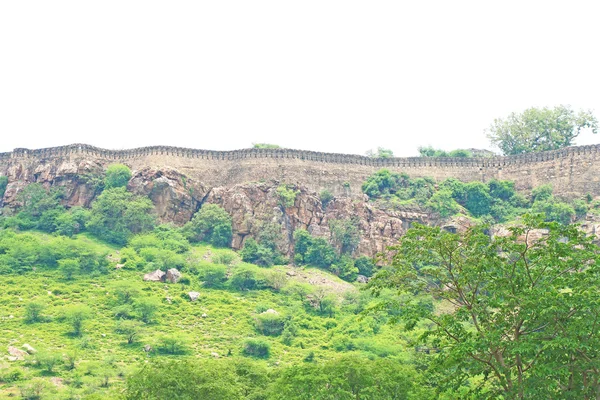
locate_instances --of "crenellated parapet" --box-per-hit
[2,143,600,198]
[3,142,600,168]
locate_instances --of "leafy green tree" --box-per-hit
[0,176,7,199]
[243,338,270,358]
[425,189,461,218]
[365,147,394,158]
[24,302,45,323]
[329,218,360,255]
[64,306,91,336]
[183,204,232,247]
[58,258,79,280]
[134,298,159,323]
[104,164,132,189]
[462,181,492,217]
[86,187,156,245]
[230,266,262,291]
[418,146,472,158]
[254,312,285,336]
[201,264,227,287]
[35,351,62,373]
[157,334,189,355]
[354,256,375,277]
[277,185,299,208]
[252,143,280,149]
[112,283,140,304]
[124,359,247,399]
[241,238,275,266]
[487,105,598,155]
[368,215,600,399]
[282,282,313,302]
[319,189,334,208]
[115,320,143,344]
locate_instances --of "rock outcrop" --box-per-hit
[143,270,166,282]
[165,268,182,283]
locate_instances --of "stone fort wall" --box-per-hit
[1,143,600,197]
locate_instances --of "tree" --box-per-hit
[115,320,143,344]
[365,147,394,158]
[368,215,600,399]
[0,176,7,199]
[58,258,79,280]
[487,105,598,155]
[183,204,232,247]
[86,187,156,245]
[134,298,159,323]
[24,302,45,323]
[104,164,132,189]
[64,306,91,336]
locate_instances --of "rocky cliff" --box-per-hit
[0,157,430,257]
[3,143,600,257]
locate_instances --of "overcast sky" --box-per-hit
[1,1,599,156]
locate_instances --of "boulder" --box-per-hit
[263,309,278,315]
[202,313,208,318]
[8,346,27,360]
[356,275,369,284]
[166,268,182,283]
[143,269,165,282]
[188,291,200,301]
[22,344,36,354]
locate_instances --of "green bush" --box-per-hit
[254,312,285,336]
[0,176,7,199]
[320,190,334,208]
[241,238,275,266]
[86,187,156,245]
[183,204,232,247]
[104,164,132,189]
[230,266,263,291]
[24,302,45,323]
[243,338,270,358]
[200,264,227,287]
[156,335,189,355]
[425,189,461,218]
[277,185,299,208]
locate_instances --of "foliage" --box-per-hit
[369,215,600,399]
[104,164,132,189]
[425,189,461,218]
[243,338,271,358]
[487,105,598,155]
[125,359,264,399]
[252,143,280,149]
[24,302,45,324]
[293,229,337,269]
[354,256,375,277]
[134,298,160,323]
[276,184,299,208]
[230,265,264,290]
[64,306,92,336]
[156,334,189,355]
[35,351,62,373]
[241,238,275,266]
[0,175,7,199]
[268,355,424,400]
[365,147,394,158]
[115,320,143,344]
[418,146,472,158]
[254,312,286,336]
[200,263,227,287]
[319,189,334,208]
[329,218,360,255]
[183,204,232,247]
[86,187,156,245]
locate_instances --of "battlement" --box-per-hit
[2,142,599,168]
[2,143,600,198]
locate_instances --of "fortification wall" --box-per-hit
[1,143,600,197]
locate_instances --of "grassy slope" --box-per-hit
[0,233,411,399]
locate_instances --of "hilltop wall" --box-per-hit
[1,143,600,197]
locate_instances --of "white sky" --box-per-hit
[1,1,599,156]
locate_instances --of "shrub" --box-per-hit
[104,164,132,189]
[58,258,79,280]
[115,320,143,344]
[329,218,360,255]
[64,306,91,336]
[157,335,189,355]
[254,313,285,336]
[276,185,299,208]
[320,190,334,208]
[1,368,24,383]
[0,176,7,199]
[35,351,62,373]
[230,266,263,291]
[24,302,45,323]
[134,298,160,323]
[243,339,270,358]
[201,264,227,287]
[86,187,156,245]
[241,238,275,267]
[425,190,461,218]
[184,204,232,247]
[354,256,375,277]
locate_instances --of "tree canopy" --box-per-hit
[368,214,600,399]
[487,105,598,155]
